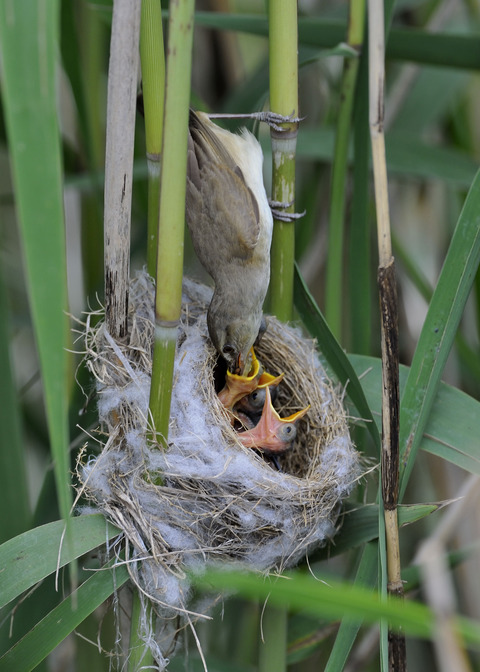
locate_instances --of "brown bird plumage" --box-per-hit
[186,110,273,373]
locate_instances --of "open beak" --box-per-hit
[237,386,310,454]
[234,371,284,417]
[218,348,261,409]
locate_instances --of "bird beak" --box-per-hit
[218,348,261,409]
[257,371,284,389]
[237,386,310,454]
[237,347,256,376]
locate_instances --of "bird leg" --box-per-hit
[268,199,306,223]
[206,111,305,133]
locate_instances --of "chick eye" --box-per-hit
[249,389,266,409]
[222,344,236,356]
[277,423,297,443]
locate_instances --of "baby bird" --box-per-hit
[186,110,273,374]
[238,386,310,454]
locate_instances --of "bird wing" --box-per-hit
[186,110,261,260]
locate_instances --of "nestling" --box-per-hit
[186,110,273,373]
[238,386,310,454]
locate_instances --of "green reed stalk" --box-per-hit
[368,0,405,668]
[268,0,299,323]
[140,0,165,277]
[148,0,194,446]
[258,2,300,670]
[325,0,366,340]
[131,2,194,668]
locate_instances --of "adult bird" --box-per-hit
[186,110,273,374]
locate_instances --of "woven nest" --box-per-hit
[79,271,359,637]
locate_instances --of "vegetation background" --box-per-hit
[0,0,480,670]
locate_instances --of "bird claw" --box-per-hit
[248,111,305,132]
[268,199,306,223]
[207,111,305,133]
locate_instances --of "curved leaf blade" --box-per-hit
[0,0,71,522]
[350,354,480,476]
[0,563,129,672]
[399,170,480,497]
[293,264,381,452]
[0,515,120,610]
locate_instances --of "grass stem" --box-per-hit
[325,0,366,340]
[140,0,165,276]
[268,0,299,322]
[368,0,405,668]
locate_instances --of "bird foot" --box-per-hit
[207,111,304,132]
[268,199,306,223]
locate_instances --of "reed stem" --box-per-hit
[148,1,194,447]
[268,0,299,323]
[103,0,141,339]
[325,0,366,339]
[140,0,165,276]
[368,0,405,668]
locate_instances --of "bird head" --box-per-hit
[207,307,262,374]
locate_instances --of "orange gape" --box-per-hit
[217,347,309,454]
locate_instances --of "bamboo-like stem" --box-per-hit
[128,591,153,671]
[104,0,141,339]
[268,0,299,323]
[140,0,165,277]
[368,1,405,670]
[258,605,288,672]
[130,2,193,666]
[148,0,195,447]
[260,3,299,670]
[325,0,366,340]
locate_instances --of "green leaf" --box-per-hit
[349,50,372,355]
[293,264,381,452]
[324,542,378,672]
[295,128,478,188]
[350,354,480,476]
[0,515,120,610]
[0,1,71,523]
[193,566,480,646]
[193,13,480,70]
[315,503,437,560]
[399,170,480,497]
[0,266,30,544]
[0,562,129,672]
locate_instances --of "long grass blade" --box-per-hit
[325,0,366,339]
[0,267,30,544]
[0,562,129,672]
[194,567,480,646]
[399,170,480,499]
[0,0,72,524]
[0,515,120,610]
[351,354,480,475]
[294,264,381,452]
[324,542,379,671]
[194,13,480,70]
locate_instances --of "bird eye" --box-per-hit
[249,389,266,408]
[222,344,236,355]
[277,423,296,442]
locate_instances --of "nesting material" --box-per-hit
[80,271,359,644]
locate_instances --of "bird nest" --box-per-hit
[78,271,359,661]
